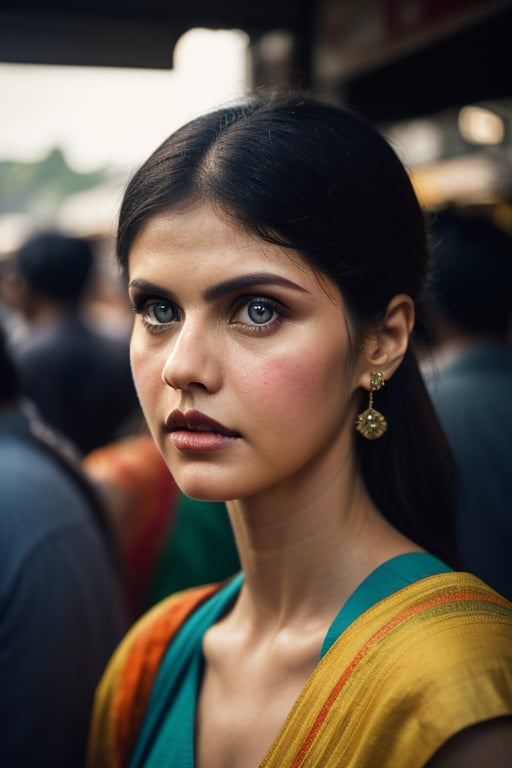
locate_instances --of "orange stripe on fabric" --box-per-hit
[290,589,508,768]
[114,583,221,766]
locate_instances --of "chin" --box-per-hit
[168,464,242,503]
[178,483,233,503]
[165,451,287,503]
[174,474,259,502]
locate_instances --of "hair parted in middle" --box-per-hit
[117,94,458,566]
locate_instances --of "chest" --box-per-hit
[195,647,319,768]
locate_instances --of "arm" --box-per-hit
[425,718,512,768]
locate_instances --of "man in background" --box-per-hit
[0,325,126,766]
[7,231,139,455]
[423,208,512,600]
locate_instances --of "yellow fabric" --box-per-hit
[86,621,134,768]
[87,571,512,767]
[261,572,512,767]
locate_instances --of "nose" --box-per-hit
[161,321,221,392]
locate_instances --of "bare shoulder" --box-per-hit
[425,717,512,768]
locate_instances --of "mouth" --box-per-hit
[165,409,241,438]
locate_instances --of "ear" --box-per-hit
[358,294,415,388]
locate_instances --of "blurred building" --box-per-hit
[0,0,511,232]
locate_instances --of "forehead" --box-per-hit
[133,205,249,251]
[128,205,337,298]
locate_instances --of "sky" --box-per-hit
[0,28,249,174]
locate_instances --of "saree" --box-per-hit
[87,566,512,768]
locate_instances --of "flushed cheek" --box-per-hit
[236,350,345,431]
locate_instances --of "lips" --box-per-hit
[165,409,240,437]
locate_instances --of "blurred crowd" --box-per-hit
[420,206,512,600]
[0,229,239,766]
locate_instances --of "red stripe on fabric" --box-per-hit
[290,589,507,768]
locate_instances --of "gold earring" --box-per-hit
[355,371,388,440]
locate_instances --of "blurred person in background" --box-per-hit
[6,230,140,456]
[0,252,29,341]
[0,324,127,767]
[423,207,512,600]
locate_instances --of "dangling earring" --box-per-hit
[355,371,388,440]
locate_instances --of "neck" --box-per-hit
[226,452,418,629]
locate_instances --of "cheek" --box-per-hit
[238,342,348,424]
[130,340,161,409]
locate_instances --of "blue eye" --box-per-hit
[148,302,175,324]
[247,300,276,325]
[136,299,178,329]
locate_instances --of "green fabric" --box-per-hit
[321,552,451,655]
[132,553,451,768]
[129,574,244,768]
[145,495,240,608]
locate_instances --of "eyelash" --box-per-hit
[130,293,288,335]
[231,296,286,333]
[130,295,177,332]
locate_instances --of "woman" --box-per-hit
[87,97,512,767]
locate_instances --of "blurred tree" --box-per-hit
[0,148,108,222]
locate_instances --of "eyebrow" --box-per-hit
[129,273,310,302]
[203,273,309,301]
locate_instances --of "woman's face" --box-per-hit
[128,205,365,503]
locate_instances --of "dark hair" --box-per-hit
[0,324,20,403]
[117,95,458,565]
[428,207,512,337]
[16,231,94,303]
